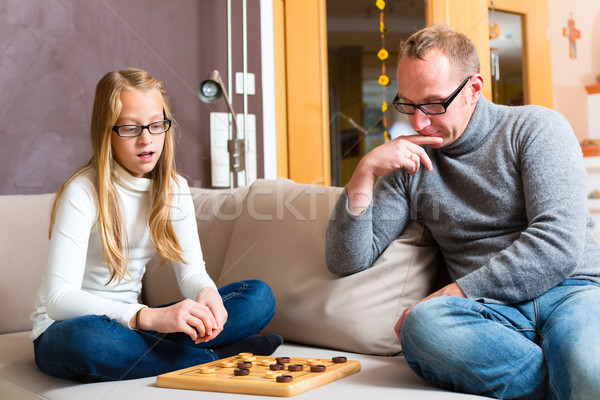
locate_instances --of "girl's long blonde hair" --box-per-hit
[49,68,185,284]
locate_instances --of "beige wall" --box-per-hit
[550,0,600,141]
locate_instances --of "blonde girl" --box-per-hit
[31,68,281,382]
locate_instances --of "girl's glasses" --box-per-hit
[112,119,172,137]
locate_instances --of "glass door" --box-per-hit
[489,10,525,106]
[326,0,425,187]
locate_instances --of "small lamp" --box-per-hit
[198,70,245,184]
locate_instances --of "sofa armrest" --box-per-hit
[0,193,54,334]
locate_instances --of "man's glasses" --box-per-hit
[392,76,472,115]
[112,119,172,137]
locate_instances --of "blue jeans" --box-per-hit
[34,280,275,382]
[401,280,600,400]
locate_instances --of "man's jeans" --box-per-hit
[401,280,600,400]
[34,280,275,382]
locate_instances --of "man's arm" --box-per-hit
[346,135,442,214]
[326,135,443,275]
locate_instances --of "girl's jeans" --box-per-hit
[401,279,600,400]
[34,280,275,382]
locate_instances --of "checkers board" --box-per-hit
[156,353,361,397]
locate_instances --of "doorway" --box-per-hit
[326,0,425,187]
[489,10,525,106]
[274,0,552,186]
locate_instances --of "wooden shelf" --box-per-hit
[585,83,600,95]
[582,146,600,157]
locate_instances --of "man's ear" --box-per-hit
[468,74,484,104]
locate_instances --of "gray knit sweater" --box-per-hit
[326,97,600,304]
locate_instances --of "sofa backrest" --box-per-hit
[213,179,443,355]
[2,179,444,357]
[142,185,249,306]
[0,186,247,335]
[139,178,444,356]
[0,193,54,334]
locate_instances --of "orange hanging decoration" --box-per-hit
[378,64,390,86]
[378,75,390,86]
[377,48,389,61]
[376,0,390,141]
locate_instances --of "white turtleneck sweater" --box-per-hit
[30,163,216,340]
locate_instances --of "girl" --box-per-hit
[30,68,282,382]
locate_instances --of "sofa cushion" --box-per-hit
[143,186,249,307]
[218,179,443,356]
[0,193,54,334]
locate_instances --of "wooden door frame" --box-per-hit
[426,0,493,100]
[273,0,288,179]
[274,0,553,184]
[273,0,331,185]
[427,0,552,108]
[488,0,553,108]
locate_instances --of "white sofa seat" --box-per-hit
[1,332,485,400]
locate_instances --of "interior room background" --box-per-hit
[1,0,599,195]
[325,0,600,186]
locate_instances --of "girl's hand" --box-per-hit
[195,286,228,342]
[134,296,221,343]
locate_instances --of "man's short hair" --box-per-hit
[398,24,480,79]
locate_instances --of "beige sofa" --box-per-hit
[0,178,487,399]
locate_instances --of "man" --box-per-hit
[326,24,600,399]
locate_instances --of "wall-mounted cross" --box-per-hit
[562,13,581,59]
